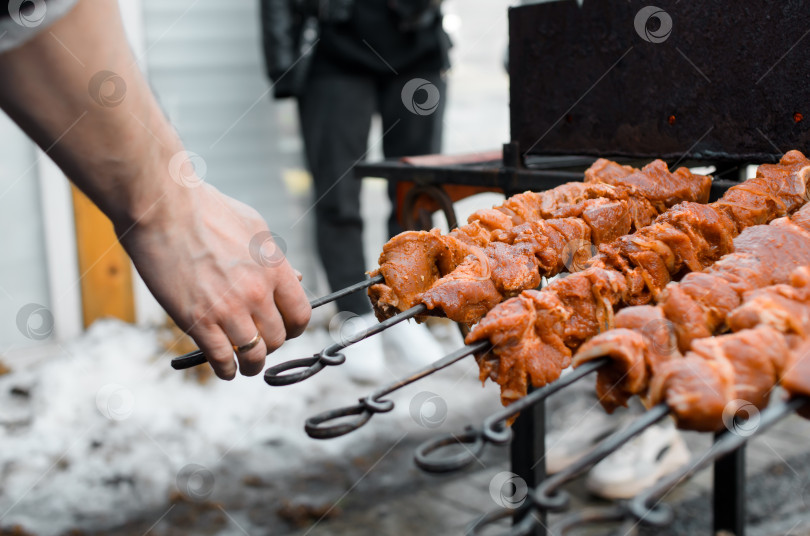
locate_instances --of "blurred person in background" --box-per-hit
[260,0,452,381]
[0,0,311,380]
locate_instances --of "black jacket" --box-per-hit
[260,0,445,99]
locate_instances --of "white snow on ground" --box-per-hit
[0,318,500,535]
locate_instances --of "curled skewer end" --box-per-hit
[305,395,395,439]
[532,484,570,512]
[305,402,373,439]
[482,420,513,445]
[627,497,674,527]
[414,426,485,473]
[171,349,207,370]
[264,355,329,386]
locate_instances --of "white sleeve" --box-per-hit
[0,0,81,54]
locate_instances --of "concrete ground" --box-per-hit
[62,402,810,536]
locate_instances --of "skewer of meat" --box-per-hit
[369,159,712,323]
[642,265,810,430]
[469,151,810,406]
[574,207,810,417]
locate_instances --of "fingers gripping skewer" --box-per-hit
[414,358,608,473]
[170,274,385,370]
[306,341,491,439]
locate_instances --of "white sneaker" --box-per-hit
[585,421,690,500]
[382,319,446,369]
[329,313,387,385]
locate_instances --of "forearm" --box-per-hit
[0,0,312,378]
[0,0,188,231]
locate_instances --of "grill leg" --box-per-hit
[511,389,546,536]
[713,432,745,535]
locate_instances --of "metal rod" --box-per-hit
[309,273,385,308]
[305,341,491,439]
[482,359,609,445]
[469,404,669,536]
[628,396,809,528]
[534,403,670,513]
[414,359,607,474]
[511,387,546,536]
[713,431,745,536]
[264,304,427,386]
[170,273,385,370]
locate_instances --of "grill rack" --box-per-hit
[539,396,809,536]
[167,152,762,535]
[163,0,810,531]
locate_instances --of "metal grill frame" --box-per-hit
[353,150,748,535]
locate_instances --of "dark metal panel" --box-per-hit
[509,0,810,163]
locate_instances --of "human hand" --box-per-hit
[119,182,311,379]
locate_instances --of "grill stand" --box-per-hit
[712,163,747,536]
[511,390,546,535]
[355,149,749,533]
[714,436,745,536]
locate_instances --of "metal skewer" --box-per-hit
[309,273,385,308]
[264,304,427,386]
[467,404,669,536]
[414,358,608,473]
[627,395,809,527]
[533,404,670,511]
[305,341,491,439]
[542,396,808,536]
[170,274,384,370]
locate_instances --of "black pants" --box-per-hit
[298,69,446,314]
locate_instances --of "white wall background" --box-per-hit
[0,115,53,354]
